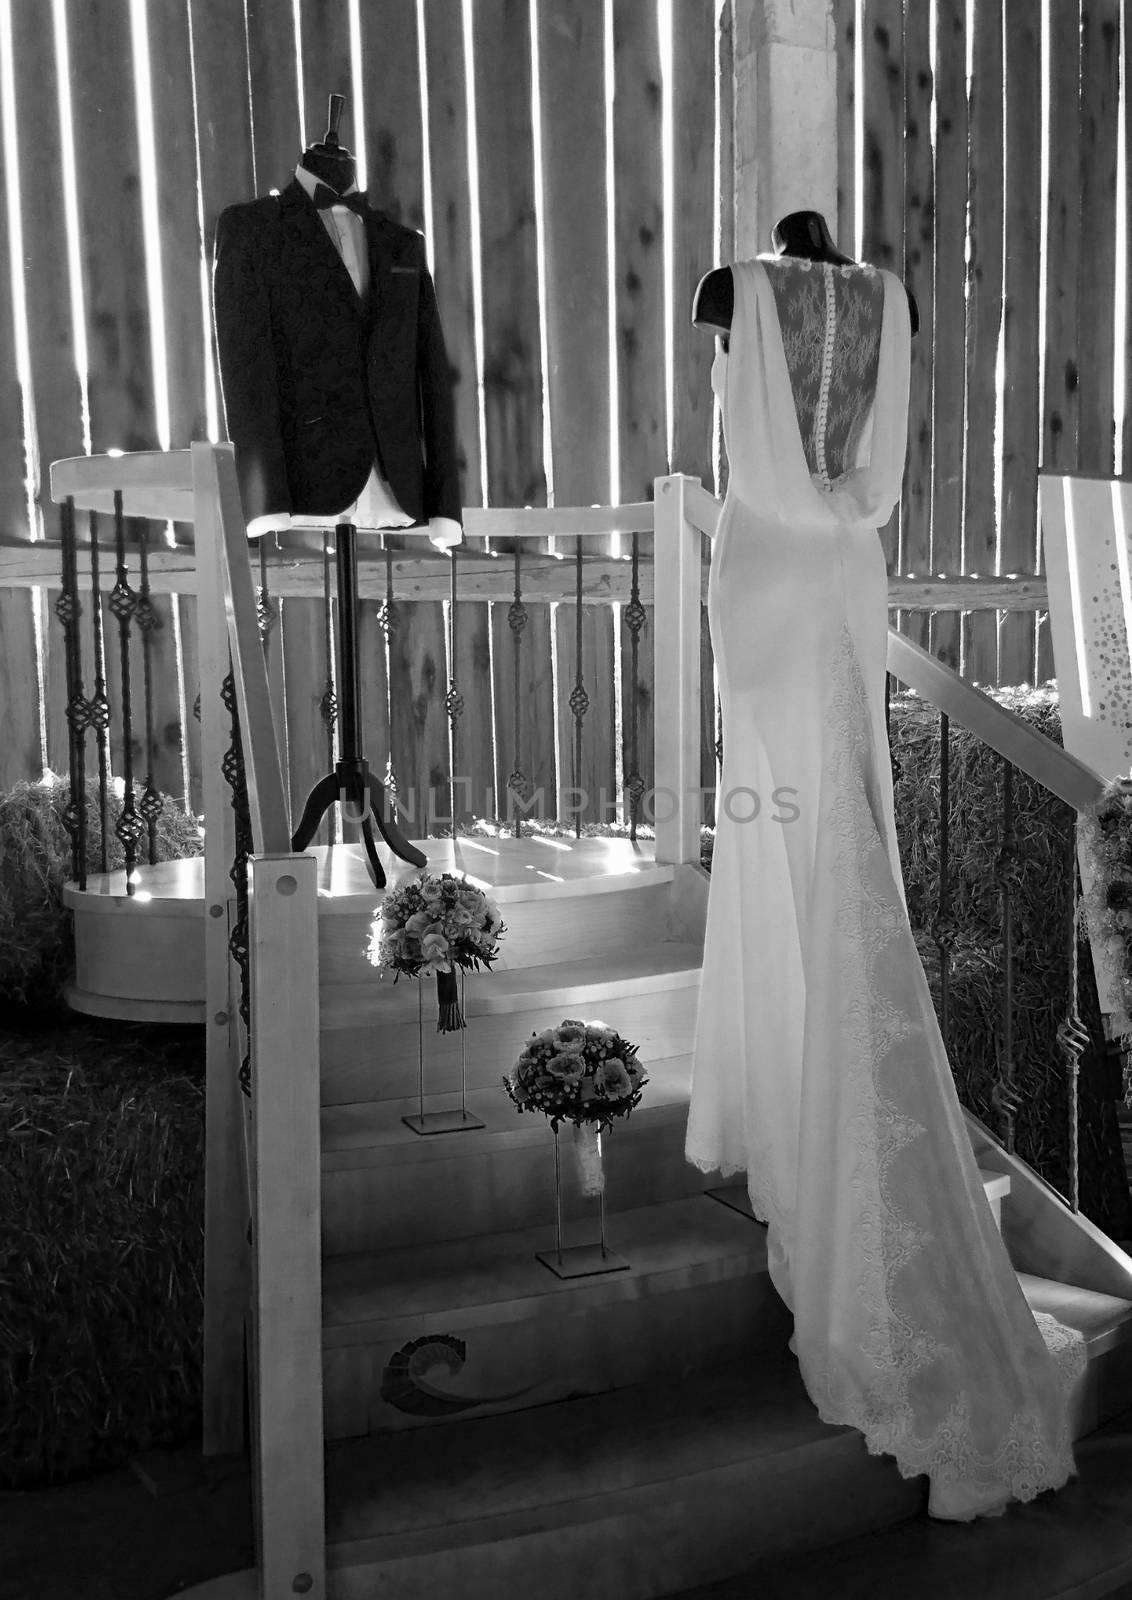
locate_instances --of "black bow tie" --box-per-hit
[311,183,367,215]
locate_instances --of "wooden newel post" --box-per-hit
[248,851,325,1598]
[652,473,703,866]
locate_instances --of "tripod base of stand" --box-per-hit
[535,1244,630,1279]
[401,1109,486,1136]
[290,523,429,889]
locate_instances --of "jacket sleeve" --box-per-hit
[212,204,291,527]
[415,239,464,525]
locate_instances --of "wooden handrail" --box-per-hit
[885,631,1104,811]
[681,479,723,538]
[677,482,1104,813]
[0,539,1055,611]
[50,450,195,521]
[462,501,655,539]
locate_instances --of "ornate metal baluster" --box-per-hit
[932,712,956,1044]
[134,520,164,865]
[55,496,89,888]
[109,490,142,894]
[378,543,399,799]
[220,666,254,1099]
[993,756,1021,1151]
[256,535,276,654]
[1057,822,1089,1214]
[886,671,903,789]
[87,509,111,872]
[445,548,464,837]
[569,539,589,839]
[507,547,529,836]
[320,531,338,845]
[622,533,646,842]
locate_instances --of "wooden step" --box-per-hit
[321,941,704,1026]
[60,837,691,1023]
[264,834,675,910]
[320,1194,789,1441]
[319,1071,1017,1258]
[320,1057,705,1254]
[1019,1272,1132,1438]
[319,875,680,984]
[319,946,702,1104]
[314,1224,1132,1599]
[686,1402,1132,1600]
[705,1168,1012,1232]
[321,1348,923,1600]
[318,1171,1039,1445]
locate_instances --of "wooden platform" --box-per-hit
[62,836,672,1022]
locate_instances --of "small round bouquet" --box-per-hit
[366,871,504,1031]
[507,1014,645,1132]
[503,1019,647,1195]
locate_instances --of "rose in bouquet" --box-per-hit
[366,871,504,1031]
[502,1018,648,1133]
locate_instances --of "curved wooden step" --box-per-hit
[321,942,704,1030]
[321,1348,923,1599]
[321,1059,699,1252]
[318,1173,1024,1443]
[321,1194,789,1441]
[61,838,682,1021]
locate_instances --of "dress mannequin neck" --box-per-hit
[298,146,356,193]
[299,90,356,194]
[770,210,856,266]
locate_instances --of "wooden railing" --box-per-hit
[51,445,327,1599]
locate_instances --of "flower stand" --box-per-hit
[401,972,485,1136]
[535,1123,630,1278]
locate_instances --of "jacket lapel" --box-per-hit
[362,207,388,330]
[277,177,364,320]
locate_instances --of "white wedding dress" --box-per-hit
[685,255,1086,1519]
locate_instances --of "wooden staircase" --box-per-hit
[256,833,1132,1598]
[46,450,1132,1598]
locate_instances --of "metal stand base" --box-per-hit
[401,1109,486,1136]
[705,1184,756,1220]
[535,1244,631,1279]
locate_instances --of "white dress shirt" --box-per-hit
[244,165,461,551]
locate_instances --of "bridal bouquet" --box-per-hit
[366,871,504,1031]
[503,1019,648,1133]
[1080,776,1132,1057]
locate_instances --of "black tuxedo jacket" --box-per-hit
[212,179,462,528]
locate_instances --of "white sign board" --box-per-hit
[1039,473,1132,1019]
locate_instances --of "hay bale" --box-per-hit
[0,776,201,1011]
[0,1017,204,1488]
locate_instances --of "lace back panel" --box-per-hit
[762,258,884,487]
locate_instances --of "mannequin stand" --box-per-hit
[291,522,427,888]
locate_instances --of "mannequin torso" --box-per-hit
[694,210,919,347]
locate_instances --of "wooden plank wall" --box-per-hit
[4,3,1132,819]
[852,0,1132,690]
[0,1,726,829]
